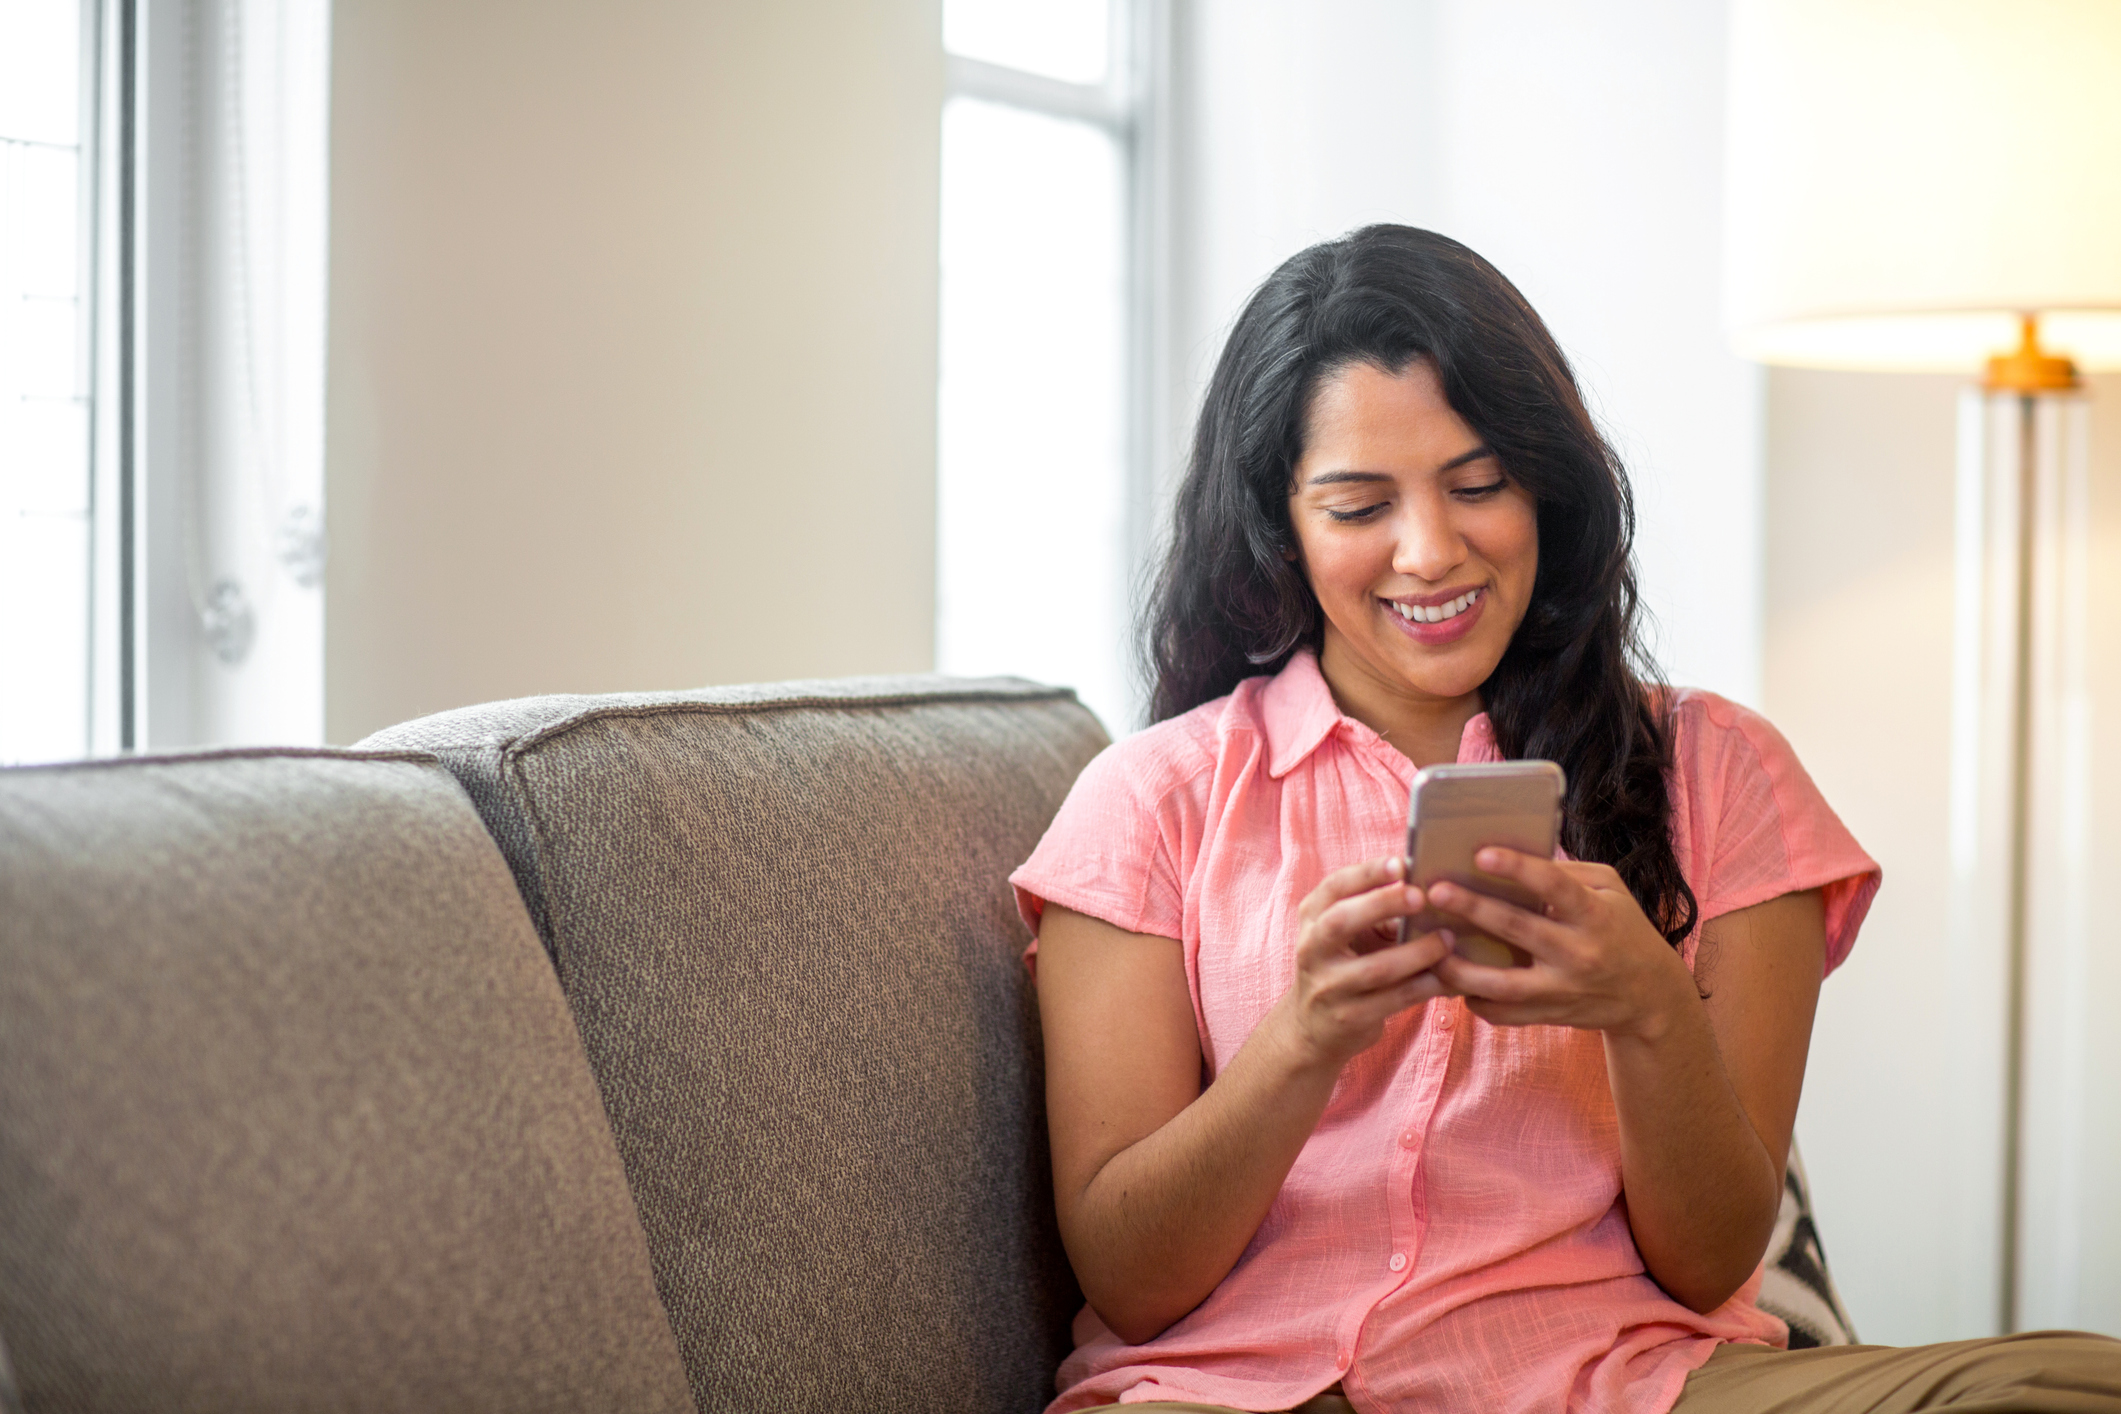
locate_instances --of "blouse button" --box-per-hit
[1388,1252,1408,1272]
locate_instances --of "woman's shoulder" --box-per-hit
[1076,684,1253,807]
[1656,684,1852,871]
[1659,687,1806,784]
[1012,684,1263,941]
[1655,689,1879,970]
[1663,684,1762,728]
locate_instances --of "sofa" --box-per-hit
[0,675,1856,1414]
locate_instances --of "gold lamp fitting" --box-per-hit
[1985,313,2080,393]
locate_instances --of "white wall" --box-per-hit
[1762,368,1982,1341]
[325,0,943,743]
[2018,380,2121,1338]
[1168,0,1761,704]
[1767,371,2121,1342]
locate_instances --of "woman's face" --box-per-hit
[1287,358,1539,710]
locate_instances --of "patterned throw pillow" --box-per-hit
[1757,1144,1859,1347]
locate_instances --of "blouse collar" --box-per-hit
[1259,650,1499,778]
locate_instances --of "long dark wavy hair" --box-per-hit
[1144,225,1698,947]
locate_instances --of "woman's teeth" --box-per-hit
[1393,588,1481,624]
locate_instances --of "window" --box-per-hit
[936,0,1146,734]
[0,0,99,763]
[2,0,328,762]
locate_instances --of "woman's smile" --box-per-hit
[1382,584,1486,642]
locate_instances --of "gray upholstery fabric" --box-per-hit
[362,677,1109,1414]
[0,1322,21,1414]
[0,749,696,1414]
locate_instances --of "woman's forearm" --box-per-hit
[1063,995,1343,1344]
[1042,863,1455,1344]
[1603,963,1783,1313]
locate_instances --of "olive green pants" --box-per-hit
[1081,1329,2121,1413]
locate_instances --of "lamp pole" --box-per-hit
[1982,314,2078,1333]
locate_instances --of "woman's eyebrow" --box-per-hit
[1305,446,1494,488]
[1304,469,1395,487]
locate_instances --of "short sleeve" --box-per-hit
[1008,733,1198,947]
[1672,693,1882,975]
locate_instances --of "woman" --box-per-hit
[1009,227,2120,1414]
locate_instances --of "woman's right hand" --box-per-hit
[1278,856,1457,1069]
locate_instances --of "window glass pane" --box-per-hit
[937,96,1131,733]
[0,0,82,144]
[0,513,90,761]
[944,0,1109,86]
[1,0,92,765]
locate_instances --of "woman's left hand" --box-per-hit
[1426,849,1695,1040]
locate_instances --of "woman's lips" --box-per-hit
[1381,586,1486,645]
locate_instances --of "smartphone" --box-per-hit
[1395,760,1566,966]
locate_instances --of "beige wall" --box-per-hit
[325,0,943,743]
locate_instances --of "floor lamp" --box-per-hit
[1722,0,2121,1335]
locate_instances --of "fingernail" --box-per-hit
[1388,856,1406,879]
[1438,928,1455,946]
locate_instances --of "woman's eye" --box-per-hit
[1454,480,1509,500]
[1324,503,1387,523]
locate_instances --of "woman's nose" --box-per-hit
[1392,500,1467,583]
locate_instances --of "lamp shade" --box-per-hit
[1724,0,2121,372]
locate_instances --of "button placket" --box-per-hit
[1382,996,1456,1303]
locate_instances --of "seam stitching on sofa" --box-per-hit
[0,745,440,774]
[500,687,1086,759]
[501,745,564,959]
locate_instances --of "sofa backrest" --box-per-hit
[0,749,695,1414]
[360,677,1109,1414]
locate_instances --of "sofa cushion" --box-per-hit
[1761,1143,1859,1347]
[362,677,1109,1414]
[0,749,695,1414]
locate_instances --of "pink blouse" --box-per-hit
[1010,650,1880,1414]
